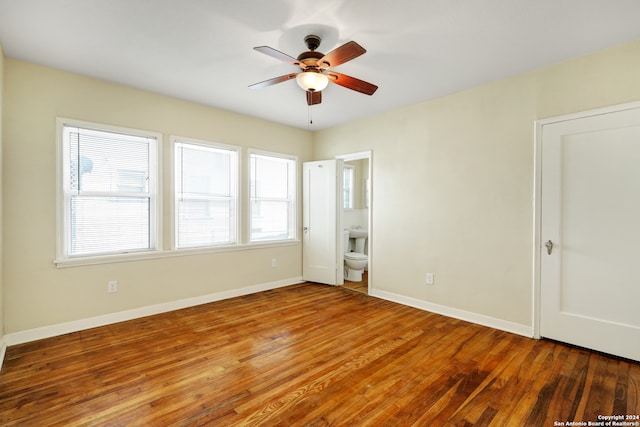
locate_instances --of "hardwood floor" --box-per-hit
[1,283,638,426]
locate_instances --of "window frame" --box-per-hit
[248,149,297,243]
[56,117,162,262]
[171,136,241,250]
[53,119,301,269]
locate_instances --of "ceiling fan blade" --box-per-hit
[249,73,297,89]
[306,90,322,105]
[327,72,378,95]
[318,41,366,69]
[253,46,300,66]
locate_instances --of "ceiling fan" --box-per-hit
[249,35,378,106]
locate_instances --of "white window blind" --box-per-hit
[175,141,238,248]
[343,165,354,209]
[62,124,158,257]
[250,152,296,242]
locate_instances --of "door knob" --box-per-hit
[545,240,553,255]
[303,226,309,233]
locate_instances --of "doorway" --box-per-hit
[535,102,640,362]
[337,151,372,294]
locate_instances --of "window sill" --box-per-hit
[53,240,301,268]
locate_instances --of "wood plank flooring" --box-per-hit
[1,283,638,426]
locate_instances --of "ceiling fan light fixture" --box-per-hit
[296,71,329,92]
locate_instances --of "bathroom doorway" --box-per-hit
[337,151,372,294]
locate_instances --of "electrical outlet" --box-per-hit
[271,258,277,268]
[107,280,118,293]
[426,273,434,285]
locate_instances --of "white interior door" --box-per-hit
[302,159,343,285]
[540,105,640,362]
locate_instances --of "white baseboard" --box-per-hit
[3,277,303,348]
[0,337,7,371]
[370,289,534,338]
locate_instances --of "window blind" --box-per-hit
[343,165,354,209]
[63,125,156,257]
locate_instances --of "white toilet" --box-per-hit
[343,230,368,282]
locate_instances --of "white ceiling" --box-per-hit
[1,0,639,130]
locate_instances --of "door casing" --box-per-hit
[336,150,372,294]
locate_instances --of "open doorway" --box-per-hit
[337,151,372,294]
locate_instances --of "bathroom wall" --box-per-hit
[343,210,367,232]
[315,40,640,330]
[3,59,313,335]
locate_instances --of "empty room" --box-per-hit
[0,1,639,425]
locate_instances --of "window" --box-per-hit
[174,140,238,248]
[250,152,296,242]
[343,164,354,209]
[59,120,158,258]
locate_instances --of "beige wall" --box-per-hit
[3,39,640,338]
[3,60,313,333]
[0,42,4,339]
[314,40,640,327]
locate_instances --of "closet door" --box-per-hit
[540,105,640,362]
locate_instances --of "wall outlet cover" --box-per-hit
[107,280,118,293]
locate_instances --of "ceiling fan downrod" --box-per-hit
[304,35,321,51]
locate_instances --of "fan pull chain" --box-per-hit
[308,104,313,126]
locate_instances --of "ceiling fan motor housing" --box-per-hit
[297,51,323,65]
